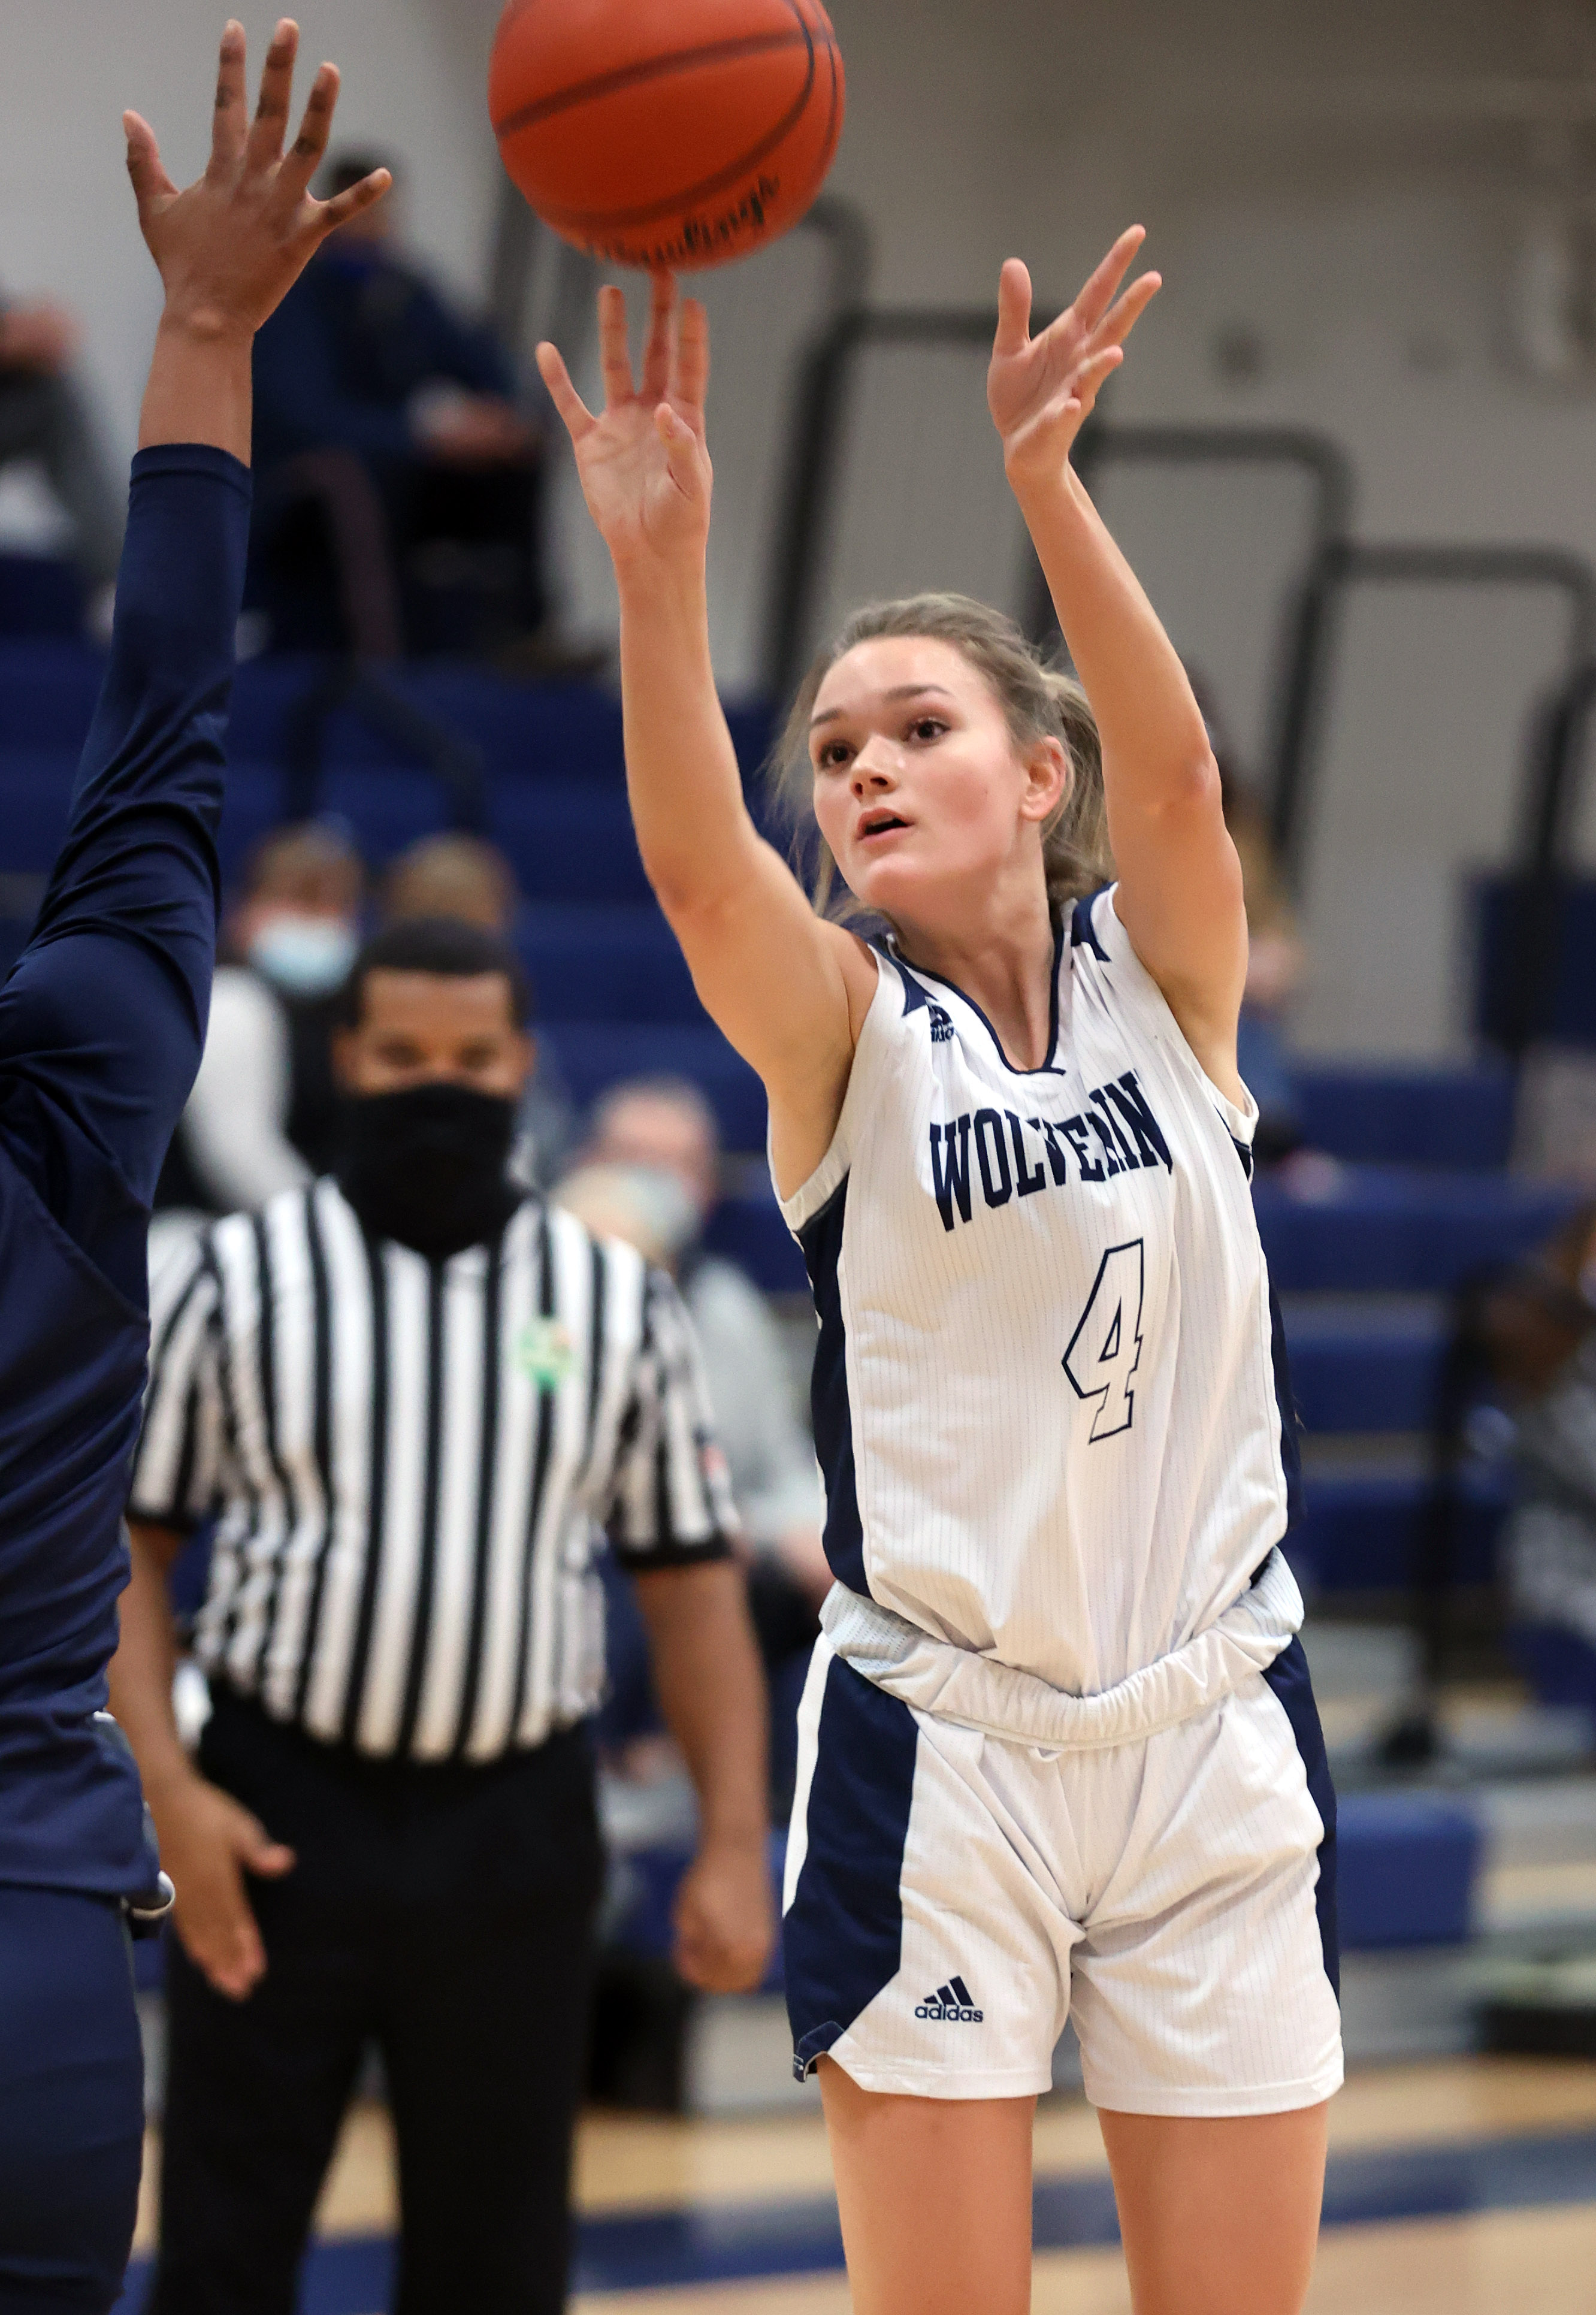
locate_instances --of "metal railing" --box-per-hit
[1275,540,1596,886]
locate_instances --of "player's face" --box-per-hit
[334,969,534,1098]
[808,636,1063,926]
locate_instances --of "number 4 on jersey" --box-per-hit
[1063,1240,1145,1441]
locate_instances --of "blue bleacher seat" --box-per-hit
[1255,1168,1576,1294]
[1474,873,1596,1049]
[1336,1791,1481,1948]
[540,1021,767,1152]
[319,763,451,862]
[1293,1466,1509,1595]
[0,554,83,641]
[518,905,703,1024]
[1283,1299,1446,1435]
[215,763,288,880]
[492,788,651,905]
[1294,1065,1517,1172]
[0,751,75,871]
[0,639,105,750]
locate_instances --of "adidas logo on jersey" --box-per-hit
[927,1003,954,1044]
[915,1974,983,2023]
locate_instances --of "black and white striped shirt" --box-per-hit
[131,1180,735,1761]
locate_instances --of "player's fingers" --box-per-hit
[655,401,706,494]
[123,113,180,214]
[993,258,1033,359]
[317,165,392,240]
[1069,223,1147,336]
[535,341,596,440]
[274,58,339,208]
[1095,270,1161,352]
[672,297,709,412]
[207,19,249,177]
[597,283,636,407]
[1060,348,1122,426]
[245,1838,297,1877]
[244,17,299,176]
[640,270,676,404]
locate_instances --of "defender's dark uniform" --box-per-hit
[0,444,250,2312]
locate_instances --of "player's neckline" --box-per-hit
[890,914,1068,1079]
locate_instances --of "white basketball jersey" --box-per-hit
[777,884,1297,1698]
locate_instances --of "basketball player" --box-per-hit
[0,26,386,2310]
[537,235,1339,2315]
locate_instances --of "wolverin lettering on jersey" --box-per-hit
[927,1068,1172,1234]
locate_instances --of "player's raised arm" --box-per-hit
[0,22,388,1300]
[536,279,876,1186]
[989,230,1249,1095]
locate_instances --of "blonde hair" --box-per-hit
[770,593,1111,926]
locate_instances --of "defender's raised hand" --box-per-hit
[537,273,712,573]
[129,19,388,457]
[989,227,1160,487]
[126,18,388,346]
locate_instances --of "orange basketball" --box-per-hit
[489,0,845,272]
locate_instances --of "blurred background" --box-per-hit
[12,2,1596,2308]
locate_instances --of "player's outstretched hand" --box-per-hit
[989,227,1160,489]
[125,17,389,350]
[673,1831,775,1994]
[536,273,713,576]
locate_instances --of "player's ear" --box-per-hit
[1020,735,1069,824]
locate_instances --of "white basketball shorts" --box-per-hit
[781,1633,1344,2114]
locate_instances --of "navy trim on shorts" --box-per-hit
[1262,1636,1340,2000]
[796,1178,869,1597]
[784,1654,920,2078]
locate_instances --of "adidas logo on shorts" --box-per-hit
[915,1974,983,2023]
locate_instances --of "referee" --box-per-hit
[110,916,772,2315]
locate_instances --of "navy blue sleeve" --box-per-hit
[252,282,416,464]
[0,443,250,1307]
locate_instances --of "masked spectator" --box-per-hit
[153,824,363,1245]
[578,1077,828,1610]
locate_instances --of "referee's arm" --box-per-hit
[609,1269,775,1994]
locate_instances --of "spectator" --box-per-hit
[578,1076,829,1613]
[380,830,578,1181]
[1494,1205,1596,1718]
[154,824,363,1243]
[0,286,123,618]
[249,150,546,658]
[565,1081,827,1808]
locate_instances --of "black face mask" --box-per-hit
[338,1083,521,1259]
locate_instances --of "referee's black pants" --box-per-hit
[149,1688,603,2315]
